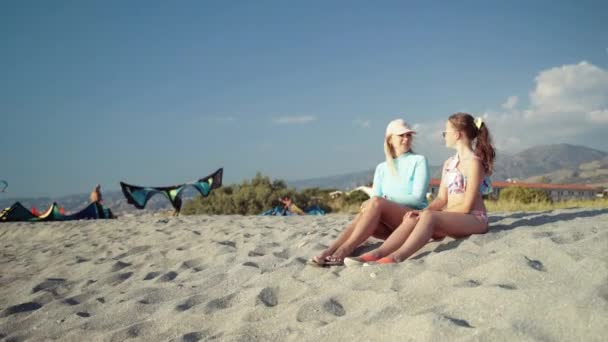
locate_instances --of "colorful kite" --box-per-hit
[0,202,115,222]
[120,168,223,213]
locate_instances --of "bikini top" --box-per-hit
[443,154,493,195]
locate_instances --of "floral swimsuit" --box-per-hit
[443,154,492,225]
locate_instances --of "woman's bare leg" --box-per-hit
[389,210,488,262]
[313,212,363,260]
[330,197,411,259]
[314,207,394,261]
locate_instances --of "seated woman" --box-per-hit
[310,119,430,266]
[347,113,495,264]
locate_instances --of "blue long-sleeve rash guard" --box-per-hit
[372,153,430,209]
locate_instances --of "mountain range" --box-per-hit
[2,144,607,215]
[289,143,608,189]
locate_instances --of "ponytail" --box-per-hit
[473,120,495,175]
[448,113,495,174]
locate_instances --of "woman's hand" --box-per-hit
[404,210,422,220]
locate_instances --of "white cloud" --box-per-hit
[488,61,608,151]
[588,109,608,123]
[273,115,317,125]
[415,61,608,156]
[502,96,518,110]
[354,119,371,128]
[528,61,608,118]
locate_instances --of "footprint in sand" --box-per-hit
[32,278,68,295]
[75,256,90,264]
[272,249,290,259]
[111,261,132,272]
[110,321,155,341]
[296,298,346,322]
[76,312,91,318]
[257,287,278,307]
[63,297,80,306]
[323,298,345,316]
[248,250,264,257]
[204,293,236,314]
[180,331,206,342]
[1,302,43,317]
[105,272,133,286]
[180,259,205,273]
[175,295,206,312]
[158,271,179,282]
[143,271,161,280]
[442,314,474,328]
[550,231,585,245]
[112,245,152,260]
[242,262,259,268]
[455,279,481,288]
[217,240,236,248]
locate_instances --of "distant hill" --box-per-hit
[289,144,608,190]
[493,144,608,181]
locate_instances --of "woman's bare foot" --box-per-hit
[310,249,333,266]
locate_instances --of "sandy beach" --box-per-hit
[1,208,607,341]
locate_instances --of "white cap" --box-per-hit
[385,119,416,137]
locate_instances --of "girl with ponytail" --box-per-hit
[344,113,495,265]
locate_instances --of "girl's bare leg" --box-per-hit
[389,210,487,262]
[364,216,419,259]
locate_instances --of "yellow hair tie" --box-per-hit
[474,117,484,129]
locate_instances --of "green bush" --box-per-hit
[181,173,338,215]
[499,186,551,204]
[344,190,370,206]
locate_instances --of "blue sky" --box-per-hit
[1,0,607,197]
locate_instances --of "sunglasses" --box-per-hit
[397,133,413,138]
[442,130,458,138]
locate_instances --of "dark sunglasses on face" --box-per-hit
[442,130,457,138]
[398,133,413,138]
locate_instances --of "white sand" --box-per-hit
[1,208,607,341]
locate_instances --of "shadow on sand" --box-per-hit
[345,208,608,259]
[490,208,608,233]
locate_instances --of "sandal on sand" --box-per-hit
[376,257,397,264]
[343,253,380,266]
[308,255,344,267]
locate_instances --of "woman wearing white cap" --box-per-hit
[310,119,430,266]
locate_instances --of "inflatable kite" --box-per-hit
[0,202,115,222]
[120,168,223,212]
[0,180,7,192]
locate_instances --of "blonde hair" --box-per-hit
[383,136,397,175]
[383,135,414,175]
